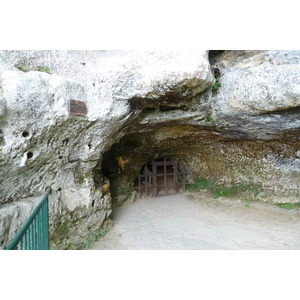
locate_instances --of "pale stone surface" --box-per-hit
[0,50,213,249]
[210,50,300,140]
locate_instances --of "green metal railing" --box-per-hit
[6,187,51,250]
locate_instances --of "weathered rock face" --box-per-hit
[0,50,213,249]
[0,50,299,249]
[210,50,300,140]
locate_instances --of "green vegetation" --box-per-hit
[78,174,85,184]
[85,229,106,249]
[77,172,93,185]
[85,236,97,248]
[275,202,300,210]
[211,80,221,91]
[186,178,213,191]
[205,116,215,123]
[214,184,258,198]
[186,178,259,199]
[54,221,69,236]
[15,64,51,74]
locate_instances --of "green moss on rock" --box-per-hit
[54,221,70,236]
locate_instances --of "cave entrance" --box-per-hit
[134,157,188,197]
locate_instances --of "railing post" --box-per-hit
[6,187,51,250]
[46,196,49,249]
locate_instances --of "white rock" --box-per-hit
[0,50,213,249]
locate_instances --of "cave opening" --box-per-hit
[96,130,195,208]
[134,157,189,197]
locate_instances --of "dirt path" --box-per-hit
[91,192,300,250]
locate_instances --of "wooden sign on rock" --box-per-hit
[69,99,87,116]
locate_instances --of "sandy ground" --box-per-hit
[90,192,300,250]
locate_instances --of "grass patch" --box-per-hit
[275,202,300,210]
[186,178,259,199]
[186,178,214,191]
[214,184,258,198]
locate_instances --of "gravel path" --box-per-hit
[91,192,300,250]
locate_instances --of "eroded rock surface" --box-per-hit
[211,50,300,140]
[0,50,299,249]
[0,50,213,249]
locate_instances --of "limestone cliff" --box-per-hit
[0,50,299,249]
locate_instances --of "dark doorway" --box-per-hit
[134,157,188,197]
